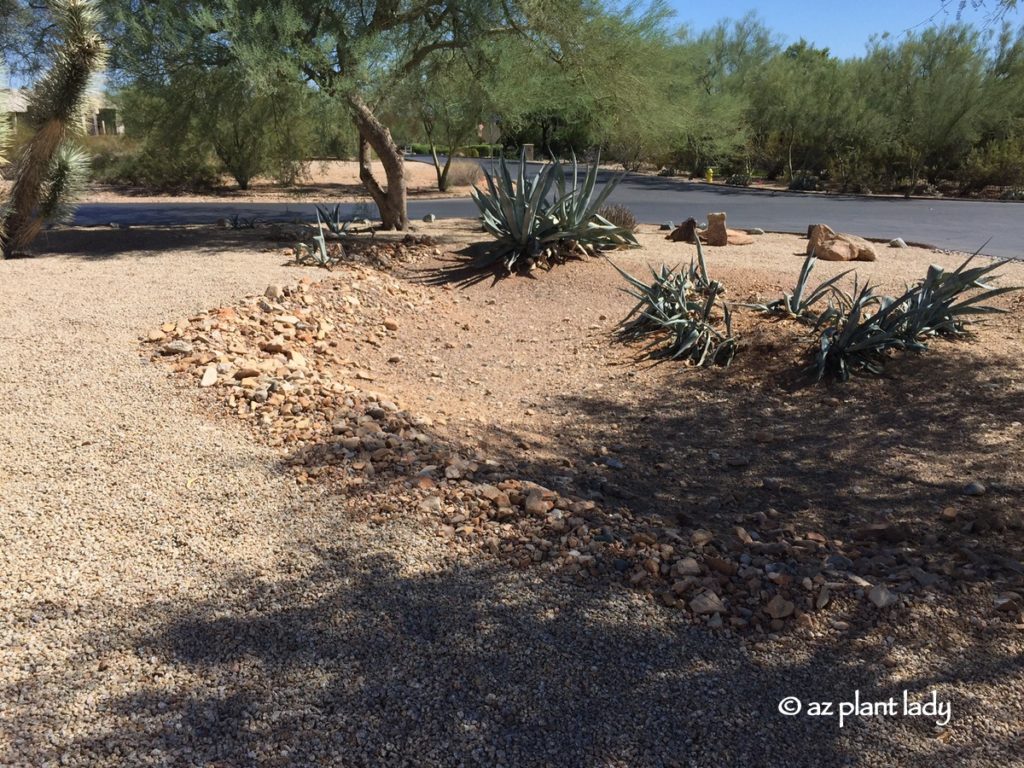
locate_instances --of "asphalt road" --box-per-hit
[74,160,1024,259]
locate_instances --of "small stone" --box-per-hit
[604,457,625,470]
[659,221,674,231]
[524,490,549,516]
[868,584,898,609]
[963,481,986,497]
[689,590,726,615]
[265,284,285,300]
[383,319,399,331]
[765,594,795,619]
[691,529,714,547]
[816,586,831,610]
[387,355,402,364]
[159,340,193,356]
[747,227,766,235]
[889,238,908,248]
[423,213,437,223]
[940,506,958,521]
[199,365,218,388]
[420,496,442,513]
[673,557,702,577]
[147,329,167,342]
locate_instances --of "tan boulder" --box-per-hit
[705,212,755,246]
[807,223,877,262]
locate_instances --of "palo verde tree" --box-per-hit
[102,0,527,228]
[102,0,659,229]
[1,0,106,259]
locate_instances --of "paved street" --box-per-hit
[74,161,1024,258]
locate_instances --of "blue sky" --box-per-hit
[673,0,1022,59]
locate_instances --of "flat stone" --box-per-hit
[199,365,218,387]
[159,340,193,356]
[868,584,898,609]
[963,481,987,497]
[765,594,795,619]
[689,590,726,615]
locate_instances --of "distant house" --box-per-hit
[2,88,122,135]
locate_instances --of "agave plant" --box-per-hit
[314,203,353,236]
[807,251,1021,381]
[293,210,345,269]
[746,251,854,320]
[470,150,638,273]
[614,251,737,368]
[893,253,1019,345]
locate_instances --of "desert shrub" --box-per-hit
[788,172,821,191]
[471,150,639,273]
[90,142,219,192]
[613,237,737,367]
[726,173,751,187]
[597,204,639,232]
[445,159,482,187]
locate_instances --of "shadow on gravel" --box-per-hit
[21,226,263,260]
[459,342,1024,581]
[32,547,1020,767]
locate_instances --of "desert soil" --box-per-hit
[1,220,1022,767]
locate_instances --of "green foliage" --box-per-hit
[808,253,1021,381]
[88,138,220,191]
[613,241,737,367]
[471,150,638,273]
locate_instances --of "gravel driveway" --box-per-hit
[1,237,1020,767]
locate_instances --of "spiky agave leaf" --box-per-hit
[39,142,90,225]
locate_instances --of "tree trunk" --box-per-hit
[347,93,408,230]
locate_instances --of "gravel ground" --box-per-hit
[1,233,1022,767]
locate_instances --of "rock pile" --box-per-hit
[144,264,1010,635]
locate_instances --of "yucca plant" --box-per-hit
[614,248,737,368]
[1,0,107,258]
[471,149,638,273]
[745,251,854,321]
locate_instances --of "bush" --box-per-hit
[445,159,482,187]
[597,204,639,232]
[788,172,821,191]
[726,173,751,187]
[89,141,219,192]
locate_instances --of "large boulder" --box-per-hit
[807,223,877,262]
[705,212,755,246]
[667,217,699,243]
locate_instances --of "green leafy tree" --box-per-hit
[2,0,106,258]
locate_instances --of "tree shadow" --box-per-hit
[18,225,270,260]
[9,542,1020,766]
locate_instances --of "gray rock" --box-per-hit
[747,227,766,235]
[422,214,437,223]
[889,238,908,248]
[963,481,987,496]
[264,284,285,301]
[659,221,674,231]
[689,590,726,615]
[868,584,898,609]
